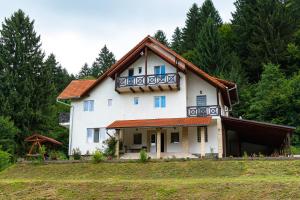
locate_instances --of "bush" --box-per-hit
[49,150,67,160]
[291,146,300,155]
[0,150,11,171]
[139,149,148,163]
[103,137,117,157]
[0,116,18,155]
[72,148,81,160]
[92,150,105,163]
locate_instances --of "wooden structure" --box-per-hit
[25,133,63,159]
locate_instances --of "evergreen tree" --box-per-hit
[198,0,222,27]
[232,0,298,82]
[91,45,116,77]
[153,30,169,46]
[78,63,91,79]
[0,10,55,155]
[171,27,183,54]
[181,3,200,52]
[195,17,224,75]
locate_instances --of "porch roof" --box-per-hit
[106,117,212,129]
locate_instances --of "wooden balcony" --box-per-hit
[187,105,220,117]
[115,73,180,93]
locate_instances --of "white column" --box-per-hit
[200,127,205,157]
[115,129,120,159]
[156,129,161,159]
[217,118,223,158]
[182,127,189,154]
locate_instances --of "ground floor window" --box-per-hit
[171,132,179,143]
[133,133,142,145]
[197,127,208,142]
[87,128,100,143]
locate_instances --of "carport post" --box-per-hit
[217,118,223,158]
[156,128,161,159]
[115,129,120,159]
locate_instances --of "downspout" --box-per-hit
[225,87,232,111]
[56,99,74,156]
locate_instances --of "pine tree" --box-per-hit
[171,27,183,54]
[181,3,200,52]
[232,0,298,82]
[195,17,224,75]
[91,45,116,77]
[78,63,92,79]
[0,10,55,155]
[153,30,169,46]
[198,0,222,27]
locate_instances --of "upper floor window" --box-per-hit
[84,100,94,112]
[154,65,166,75]
[154,96,166,108]
[138,67,142,74]
[87,128,100,143]
[134,97,139,105]
[108,99,112,107]
[196,95,207,107]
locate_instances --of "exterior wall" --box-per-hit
[186,70,218,107]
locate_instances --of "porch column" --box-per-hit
[217,118,223,158]
[200,127,205,157]
[115,129,120,159]
[182,127,189,154]
[156,128,161,159]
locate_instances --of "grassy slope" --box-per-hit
[0,160,300,199]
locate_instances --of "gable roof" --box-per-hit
[57,36,238,107]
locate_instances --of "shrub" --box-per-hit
[49,150,67,160]
[291,146,300,155]
[92,150,105,163]
[243,151,248,159]
[103,137,117,157]
[139,149,148,163]
[0,150,11,171]
[72,148,81,160]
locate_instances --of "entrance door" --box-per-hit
[128,69,134,86]
[150,133,156,153]
[196,95,207,116]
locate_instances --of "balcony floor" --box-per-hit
[116,83,179,93]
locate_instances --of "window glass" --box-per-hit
[151,134,156,143]
[154,96,160,108]
[84,100,94,111]
[138,67,142,74]
[171,132,179,143]
[134,97,139,105]
[196,95,207,107]
[94,128,100,143]
[161,96,166,108]
[154,66,160,75]
[87,128,93,143]
[108,99,112,107]
[133,133,142,145]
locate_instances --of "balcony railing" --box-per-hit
[116,73,179,88]
[59,112,70,124]
[187,105,220,117]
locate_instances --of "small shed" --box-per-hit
[25,133,63,159]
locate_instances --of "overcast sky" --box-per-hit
[0,0,236,74]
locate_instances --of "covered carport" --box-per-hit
[221,116,295,157]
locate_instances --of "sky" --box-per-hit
[0,0,236,74]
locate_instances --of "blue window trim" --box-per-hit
[154,96,166,108]
[134,97,139,105]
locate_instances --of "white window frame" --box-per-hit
[84,100,94,112]
[108,99,112,107]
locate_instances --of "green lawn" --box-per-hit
[0,160,300,199]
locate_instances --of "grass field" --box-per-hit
[0,160,300,199]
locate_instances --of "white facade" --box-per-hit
[65,45,228,158]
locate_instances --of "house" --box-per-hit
[57,36,295,158]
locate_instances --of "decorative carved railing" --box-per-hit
[59,112,70,123]
[187,105,220,117]
[116,73,179,88]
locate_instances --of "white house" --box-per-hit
[57,36,294,158]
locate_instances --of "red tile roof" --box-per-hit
[106,117,212,129]
[57,80,96,100]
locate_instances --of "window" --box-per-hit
[133,133,142,145]
[134,97,139,105]
[197,127,208,142]
[171,132,179,143]
[154,96,166,108]
[128,68,134,76]
[154,65,166,79]
[94,128,100,143]
[84,100,94,112]
[138,67,142,74]
[108,99,112,107]
[196,95,207,107]
[151,134,156,143]
[87,128,100,143]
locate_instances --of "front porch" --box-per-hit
[107,117,224,159]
